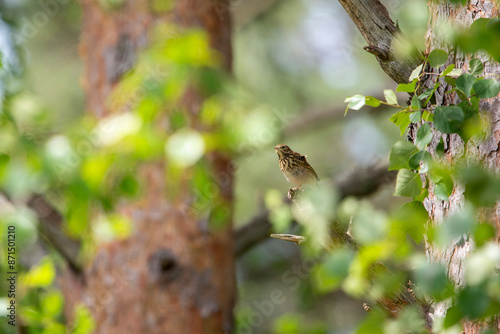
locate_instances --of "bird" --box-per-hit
[274,144,319,189]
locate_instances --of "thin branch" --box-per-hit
[282,96,386,138]
[270,234,305,244]
[337,0,422,84]
[27,195,82,273]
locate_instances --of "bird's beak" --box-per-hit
[274,145,279,151]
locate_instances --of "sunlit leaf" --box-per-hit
[389,140,418,171]
[22,257,55,288]
[384,89,398,105]
[165,128,205,167]
[394,169,422,197]
[344,94,366,112]
[409,64,423,82]
[389,111,411,136]
[396,79,417,93]
[469,58,484,76]
[41,290,63,317]
[446,68,463,77]
[440,64,455,77]
[365,96,381,107]
[71,304,95,334]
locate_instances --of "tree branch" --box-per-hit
[234,160,396,257]
[337,0,422,84]
[23,162,395,266]
[27,195,82,273]
[282,95,388,138]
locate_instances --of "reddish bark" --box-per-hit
[62,1,235,333]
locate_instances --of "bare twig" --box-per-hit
[27,195,82,273]
[270,234,305,244]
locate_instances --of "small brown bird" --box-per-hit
[274,144,319,188]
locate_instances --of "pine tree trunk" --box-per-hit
[419,2,500,333]
[60,1,235,333]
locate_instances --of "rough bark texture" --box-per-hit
[417,2,500,333]
[61,1,235,333]
[337,0,422,84]
[339,0,500,331]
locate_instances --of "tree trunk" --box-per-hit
[419,2,500,333]
[60,1,235,333]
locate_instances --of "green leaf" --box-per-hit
[394,201,427,243]
[389,111,411,136]
[440,64,455,77]
[474,223,495,247]
[436,138,445,157]
[394,169,423,197]
[118,174,139,196]
[415,123,432,149]
[456,73,476,96]
[434,179,453,201]
[437,204,474,246]
[410,95,421,111]
[409,64,423,81]
[473,78,500,98]
[409,111,421,123]
[418,89,433,101]
[384,89,398,105]
[389,140,418,171]
[469,58,484,76]
[422,110,433,122]
[314,248,354,293]
[433,106,464,134]
[457,99,479,121]
[22,257,56,288]
[428,49,448,68]
[396,79,417,93]
[457,285,491,318]
[414,261,451,300]
[344,94,366,112]
[459,165,500,206]
[444,306,463,328]
[446,68,463,77]
[409,150,432,172]
[72,305,95,334]
[365,96,381,107]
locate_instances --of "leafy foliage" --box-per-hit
[342,27,500,333]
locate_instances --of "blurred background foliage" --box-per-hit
[0,0,499,333]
